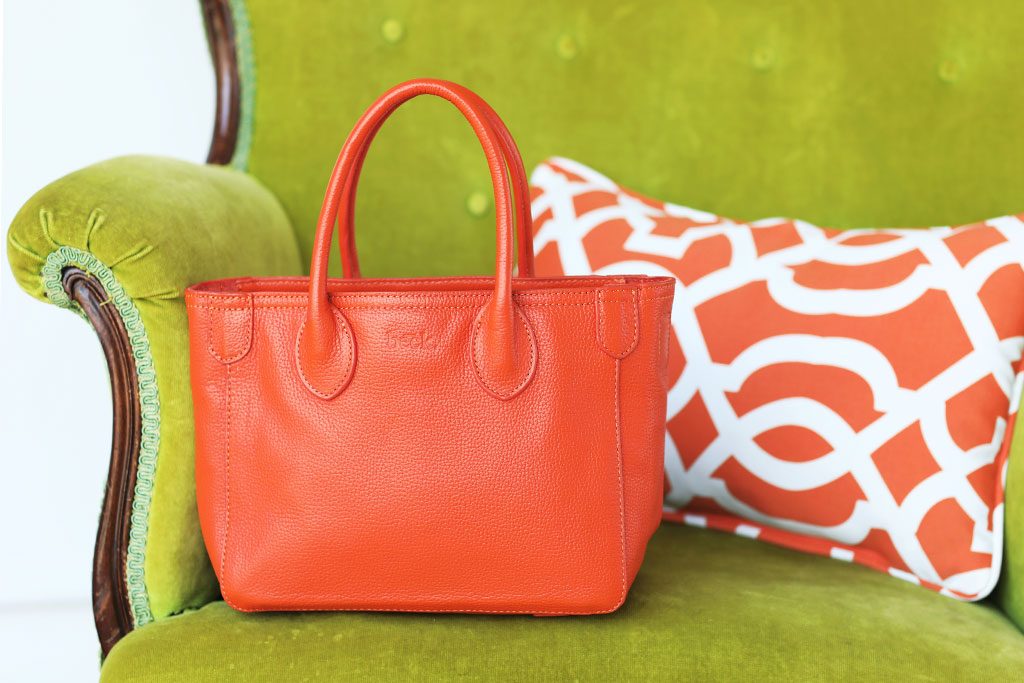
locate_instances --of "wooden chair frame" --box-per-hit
[83,0,240,655]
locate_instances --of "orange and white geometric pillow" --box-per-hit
[530,157,1024,600]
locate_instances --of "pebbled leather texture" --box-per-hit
[186,80,674,615]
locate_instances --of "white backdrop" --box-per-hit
[1,1,213,676]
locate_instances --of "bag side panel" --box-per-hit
[619,291,675,583]
[186,301,236,581]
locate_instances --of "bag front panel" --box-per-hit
[188,284,669,614]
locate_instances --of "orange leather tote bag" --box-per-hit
[186,79,675,615]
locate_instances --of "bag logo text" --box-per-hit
[384,328,438,351]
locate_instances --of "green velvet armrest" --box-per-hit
[997,418,1024,630]
[5,155,302,628]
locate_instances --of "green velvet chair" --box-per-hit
[8,0,1024,679]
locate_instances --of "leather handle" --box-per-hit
[336,88,535,279]
[297,79,537,400]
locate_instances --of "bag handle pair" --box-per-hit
[333,83,535,279]
[297,79,537,400]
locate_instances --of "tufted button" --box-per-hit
[381,18,404,44]
[556,34,579,60]
[466,191,490,217]
[938,58,960,83]
[751,47,775,70]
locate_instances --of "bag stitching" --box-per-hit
[612,357,628,610]
[230,288,675,301]
[187,295,674,313]
[187,286,675,301]
[188,285,675,305]
[192,303,590,312]
[232,276,664,288]
[222,365,238,610]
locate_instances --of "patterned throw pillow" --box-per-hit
[530,157,1024,600]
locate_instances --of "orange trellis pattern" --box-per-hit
[530,157,1024,599]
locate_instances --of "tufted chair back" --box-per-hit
[230,0,1024,277]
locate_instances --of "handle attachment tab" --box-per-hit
[297,79,536,400]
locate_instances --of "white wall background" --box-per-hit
[0,1,214,678]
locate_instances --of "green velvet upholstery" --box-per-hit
[7,0,1024,676]
[238,0,1024,628]
[998,410,1024,628]
[99,524,1024,682]
[241,0,1024,274]
[5,156,302,622]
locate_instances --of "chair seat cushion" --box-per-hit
[100,524,1024,681]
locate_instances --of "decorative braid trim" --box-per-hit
[230,0,255,171]
[41,246,157,628]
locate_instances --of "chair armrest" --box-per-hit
[5,155,302,651]
[997,420,1024,631]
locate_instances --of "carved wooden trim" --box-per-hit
[62,268,140,656]
[80,1,240,656]
[202,0,241,165]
